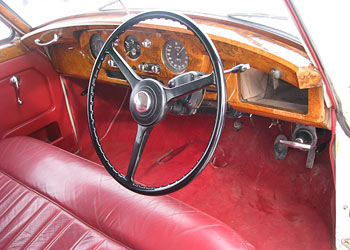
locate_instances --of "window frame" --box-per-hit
[0,17,15,45]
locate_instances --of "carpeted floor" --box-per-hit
[66,77,334,250]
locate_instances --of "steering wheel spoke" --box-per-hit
[107,45,141,88]
[126,125,153,182]
[164,72,214,103]
[88,11,226,195]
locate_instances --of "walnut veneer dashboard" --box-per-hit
[2,12,330,129]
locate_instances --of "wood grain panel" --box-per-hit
[228,74,329,129]
[79,28,209,84]
[22,19,321,87]
[0,40,29,63]
[44,20,329,129]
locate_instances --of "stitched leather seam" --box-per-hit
[0,178,11,193]
[92,239,106,250]
[0,170,130,249]
[69,230,90,250]
[0,196,38,235]
[42,219,75,250]
[2,201,49,249]
[0,181,18,203]
[21,210,62,250]
[0,188,29,219]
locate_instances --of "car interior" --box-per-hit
[0,4,334,250]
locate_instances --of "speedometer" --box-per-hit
[162,39,188,73]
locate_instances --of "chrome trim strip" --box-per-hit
[59,75,80,154]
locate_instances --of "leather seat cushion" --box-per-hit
[0,137,249,249]
[0,172,129,249]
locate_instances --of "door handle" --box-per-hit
[10,76,23,105]
[34,33,60,46]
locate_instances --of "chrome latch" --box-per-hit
[10,76,23,105]
[34,33,60,46]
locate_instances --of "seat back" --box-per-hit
[0,137,250,250]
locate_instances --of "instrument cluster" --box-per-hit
[89,33,189,75]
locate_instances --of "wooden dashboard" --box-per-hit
[0,12,330,129]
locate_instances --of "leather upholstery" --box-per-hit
[0,137,249,249]
[0,173,129,249]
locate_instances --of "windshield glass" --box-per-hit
[3,0,299,38]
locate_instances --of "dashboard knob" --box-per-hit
[108,60,118,68]
[138,63,145,72]
[142,39,152,48]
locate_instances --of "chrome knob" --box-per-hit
[151,65,160,74]
[138,63,145,72]
[108,60,118,68]
[142,39,151,48]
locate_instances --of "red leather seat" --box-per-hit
[0,137,250,249]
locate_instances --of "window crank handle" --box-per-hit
[10,76,23,105]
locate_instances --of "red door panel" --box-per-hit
[0,50,78,153]
[0,69,53,134]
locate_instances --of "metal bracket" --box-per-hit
[278,124,317,168]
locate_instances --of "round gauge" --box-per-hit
[124,35,141,59]
[89,34,105,59]
[162,39,188,73]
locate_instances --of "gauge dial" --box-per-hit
[162,39,188,73]
[89,34,105,59]
[124,35,141,59]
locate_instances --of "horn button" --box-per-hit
[129,79,168,127]
[134,91,151,113]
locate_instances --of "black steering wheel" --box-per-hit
[87,11,227,195]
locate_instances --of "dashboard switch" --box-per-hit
[138,63,161,74]
[151,65,160,74]
[108,60,119,68]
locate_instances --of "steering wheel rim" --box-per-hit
[87,11,227,195]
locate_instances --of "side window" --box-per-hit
[0,19,14,44]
